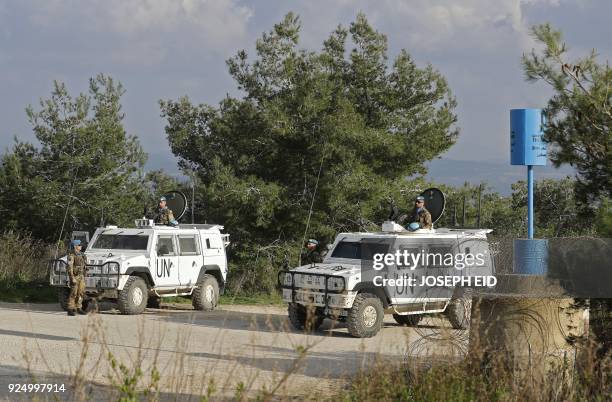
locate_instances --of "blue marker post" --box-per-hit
[510,108,547,239]
[511,108,548,274]
[527,165,534,238]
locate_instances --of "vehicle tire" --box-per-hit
[347,293,384,338]
[287,303,324,332]
[393,313,421,326]
[445,296,472,329]
[82,298,99,314]
[58,288,70,311]
[147,296,161,309]
[118,276,148,315]
[192,274,219,311]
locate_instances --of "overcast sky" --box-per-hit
[1,0,610,177]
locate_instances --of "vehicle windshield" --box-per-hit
[90,234,149,250]
[329,240,391,260]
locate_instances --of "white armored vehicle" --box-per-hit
[50,192,229,314]
[280,188,494,338]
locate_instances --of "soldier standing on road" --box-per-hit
[66,240,87,316]
[408,196,432,230]
[301,239,323,265]
[154,196,178,226]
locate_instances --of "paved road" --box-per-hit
[0,302,467,400]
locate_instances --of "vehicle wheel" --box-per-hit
[147,296,161,309]
[445,296,472,329]
[347,293,384,338]
[58,288,70,311]
[192,274,219,311]
[393,314,421,326]
[118,276,148,315]
[287,303,324,332]
[82,298,99,314]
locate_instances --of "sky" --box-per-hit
[0,0,610,188]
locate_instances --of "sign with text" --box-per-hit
[510,108,547,166]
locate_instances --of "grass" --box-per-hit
[0,280,58,303]
[0,280,284,306]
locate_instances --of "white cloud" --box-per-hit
[26,0,253,62]
[290,0,581,54]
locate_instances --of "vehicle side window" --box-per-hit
[179,235,199,256]
[205,238,211,249]
[157,235,176,256]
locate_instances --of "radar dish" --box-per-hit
[163,191,188,221]
[419,187,445,224]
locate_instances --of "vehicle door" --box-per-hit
[385,239,429,305]
[154,234,180,287]
[201,234,224,268]
[177,234,201,287]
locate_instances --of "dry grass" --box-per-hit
[0,231,60,287]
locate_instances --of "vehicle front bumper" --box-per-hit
[48,259,120,290]
[278,270,356,309]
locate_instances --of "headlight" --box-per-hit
[105,262,119,274]
[327,277,345,292]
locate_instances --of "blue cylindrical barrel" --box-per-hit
[513,239,548,275]
[510,109,547,166]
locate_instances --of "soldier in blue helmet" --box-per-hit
[408,195,432,230]
[301,238,323,265]
[66,239,87,316]
[154,196,178,226]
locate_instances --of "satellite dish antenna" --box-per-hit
[163,191,188,221]
[418,187,445,224]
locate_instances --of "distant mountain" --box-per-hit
[425,158,575,195]
[146,152,576,196]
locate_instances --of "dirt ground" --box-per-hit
[0,302,467,400]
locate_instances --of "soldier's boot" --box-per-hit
[67,309,76,316]
[77,308,87,315]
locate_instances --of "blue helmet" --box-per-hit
[71,239,82,247]
[159,196,167,202]
[307,239,319,245]
[415,196,425,202]
[408,222,421,231]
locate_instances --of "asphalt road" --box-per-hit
[0,302,467,400]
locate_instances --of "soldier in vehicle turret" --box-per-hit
[153,196,178,226]
[408,195,432,230]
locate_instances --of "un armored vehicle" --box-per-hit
[49,192,229,315]
[279,188,494,338]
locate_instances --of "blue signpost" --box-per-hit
[510,108,547,238]
[510,109,548,274]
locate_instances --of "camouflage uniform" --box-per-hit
[67,251,87,312]
[301,249,323,265]
[409,207,433,229]
[155,207,176,225]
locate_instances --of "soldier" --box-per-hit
[408,196,432,230]
[154,196,178,226]
[301,239,323,265]
[67,239,87,316]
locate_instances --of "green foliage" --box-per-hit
[160,13,458,291]
[523,24,611,208]
[594,198,612,236]
[0,74,147,241]
[511,177,593,237]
